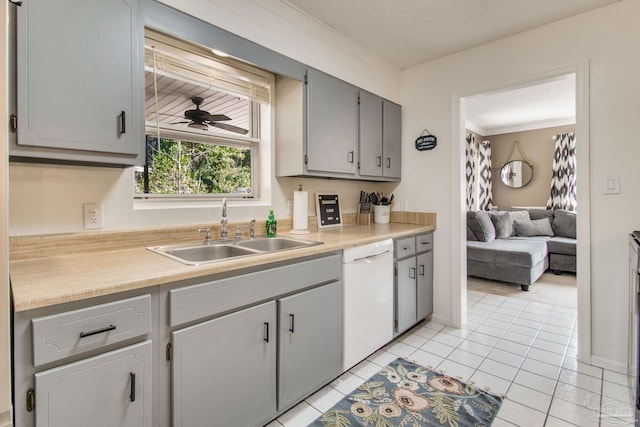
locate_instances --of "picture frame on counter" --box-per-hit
[315,193,342,228]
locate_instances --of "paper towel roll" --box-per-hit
[291,190,310,234]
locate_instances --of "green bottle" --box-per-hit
[266,210,277,237]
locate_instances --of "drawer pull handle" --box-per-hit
[289,314,295,333]
[409,267,416,279]
[129,372,136,402]
[419,265,425,276]
[377,156,382,167]
[264,322,269,343]
[79,324,116,338]
[119,111,126,135]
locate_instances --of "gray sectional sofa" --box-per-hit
[466,208,576,291]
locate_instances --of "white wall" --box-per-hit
[399,0,640,369]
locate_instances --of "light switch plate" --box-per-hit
[604,176,620,194]
[83,203,104,229]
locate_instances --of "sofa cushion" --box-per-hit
[489,211,513,239]
[467,211,495,242]
[467,239,548,268]
[552,210,576,239]
[548,237,576,256]
[515,218,554,237]
[527,209,555,221]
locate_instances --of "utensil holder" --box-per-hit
[374,205,390,224]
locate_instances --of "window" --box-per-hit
[135,30,271,199]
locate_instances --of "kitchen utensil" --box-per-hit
[368,192,379,205]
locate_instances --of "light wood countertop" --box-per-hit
[10,213,435,312]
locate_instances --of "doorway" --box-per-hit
[452,63,591,363]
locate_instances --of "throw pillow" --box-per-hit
[552,209,576,238]
[489,211,513,239]
[467,223,479,241]
[515,218,554,237]
[509,210,530,224]
[467,211,495,242]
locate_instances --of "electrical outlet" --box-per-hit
[83,203,104,229]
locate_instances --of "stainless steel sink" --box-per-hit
[235,237,316,252]
[148,236,322,265]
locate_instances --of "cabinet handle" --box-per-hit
[119,111,126,135]
[289,314,295,333]
[129,373,136,403]
[409,267,416,279]
[79,324,116,338]
[419,265,425,276]
[377,156,382,167]
[348,151,354,163]
[386,157,391,168]
[264,322,269,343]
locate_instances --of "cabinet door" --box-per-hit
[16,0,143,163]
[382,100,402,178]
[278,282,341,411]
[171,301,277,427]
[358,91,383,177]
[417,251,434,320]
[35,340,152,427]
[306,69,358,175]
[396,257,417,334]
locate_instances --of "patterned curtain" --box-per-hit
[477,140,493,211]
[466,134,493,211]
[546,132,577,211]
[465,135,477,210]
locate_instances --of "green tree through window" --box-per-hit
[136,136,251,195]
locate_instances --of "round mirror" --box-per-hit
[500,160,533,188]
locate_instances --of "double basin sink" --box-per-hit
[148,236,323,265]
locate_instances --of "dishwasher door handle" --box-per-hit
[351,250,391,263]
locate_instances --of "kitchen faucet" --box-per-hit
[220,198,228,240]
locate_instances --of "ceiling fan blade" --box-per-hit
[207,114,231,122]
[170,120,190,125]
[210,122,249,135]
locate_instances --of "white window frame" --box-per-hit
[135,29,272,202]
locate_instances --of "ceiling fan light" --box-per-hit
[188,122,208,130]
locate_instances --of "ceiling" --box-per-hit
[283,0,614,133]
[283,0,617,70]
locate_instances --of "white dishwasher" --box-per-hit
[342,239,394,370]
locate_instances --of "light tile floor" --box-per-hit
[267,290,637,427]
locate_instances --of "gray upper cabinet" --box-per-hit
[382,100,402,179]
[13,0,144,165]
[359,93,402,180]
[275,71,401,181]
[305,69,358,176]
[358,91,383,177]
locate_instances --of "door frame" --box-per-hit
[450,61,591,363]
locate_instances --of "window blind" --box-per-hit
[144,36,271,104]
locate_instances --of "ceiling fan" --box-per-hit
[171,96,248,135]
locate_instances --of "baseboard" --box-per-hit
[0,407,12,427]
[591,355,628,375]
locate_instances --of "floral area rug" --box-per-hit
[309,358,503,427]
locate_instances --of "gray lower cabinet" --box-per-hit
[35,341,152,427]
[171,301,277,427]
[394,232,434,335]
[278,282,342,411]
[13,291,155,427]
[165,253,342,426]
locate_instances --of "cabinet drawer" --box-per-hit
[416,232,433,253]
[32,294,152,366]
[394,237,415,259]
